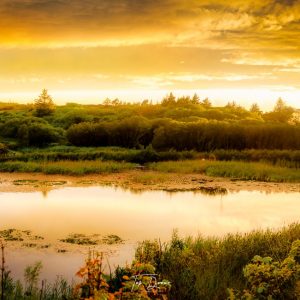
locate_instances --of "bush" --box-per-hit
[0,142,8,155]
[149,224,300,299]
[27,124,63,147]
[229,240,300,299]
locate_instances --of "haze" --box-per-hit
[1,0,300,109]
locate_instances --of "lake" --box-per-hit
[0,185,299,282]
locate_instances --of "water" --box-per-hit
[0,186,299,281]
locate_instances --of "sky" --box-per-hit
[0,0,300,109]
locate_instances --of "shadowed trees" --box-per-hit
[264,98,295,123]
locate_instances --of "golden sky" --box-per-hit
[0,0,300,109]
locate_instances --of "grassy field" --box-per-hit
[0,160,137,175]
[0,158,299,182]
[148,160,300,182]
[2,146,300,167]
[1,145,198,164]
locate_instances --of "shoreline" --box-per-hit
[0,171,299,193]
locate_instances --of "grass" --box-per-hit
[0,160,137,175]
[0,156,299,182]
[139,223,300,300]
[2,224,300,299]
[148,160,300,182]
[131,172,173,185]
[3,147,299,167]
[2,145,197,164]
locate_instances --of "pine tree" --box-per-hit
[34,89,55,117]
[202,98,212,108]
[250,103,262,114]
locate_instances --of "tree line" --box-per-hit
[66,119,300,150]
[0,90,299,150]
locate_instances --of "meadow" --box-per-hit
[0,158,299,182]
[148,160,300,182]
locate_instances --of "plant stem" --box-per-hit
[1,242,5,300]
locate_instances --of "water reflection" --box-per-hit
[0,186,299,241]
[0,186,299,281]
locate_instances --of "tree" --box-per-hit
[250,103,262,115]
[161,92,176,106]
[274,97,286,112]
[176,96,191,106]
[33,89,55,117]
[202,98,212,108]
[191,93,201,104]
[264,98,295,123]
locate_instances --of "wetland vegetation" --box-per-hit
[0,93,299,182]
[0,93,299,299]
[2,224,300,299]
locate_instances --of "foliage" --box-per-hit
[229,240,300,299]
[0,259,78,299]
[151,224,300,299]
[0,160,136,175]
[33,89,55,117]
[26,123,63,146]
[3,225,300,299]
[148,160,300,182]
[67,116,151,148]
[76,251,170,299]
[0,143,8,156]
[0,95,299,153]
[24,262,43,297]
[264,98,295,123]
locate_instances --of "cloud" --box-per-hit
[0,0,300,102]
[0,0,298,49]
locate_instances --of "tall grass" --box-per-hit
[139,223,300,300]
[2,224,300,299]
[1,146,197,164]
[0,160,137,175]
[212,149,300,168]
[148,160,300,182]
[0,159,299,181]
[2,147,299,168]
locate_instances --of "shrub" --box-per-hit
[0,142,8,155]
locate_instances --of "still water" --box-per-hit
[0,186,299,281]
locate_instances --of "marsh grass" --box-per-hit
[0,160,136,175]
[148,160,300,182]
[2,146,197,164]
[131,172,173,185]
[2,224,300,299]
[141,223,300,300]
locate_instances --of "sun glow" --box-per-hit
[0,0,299,109]
[0,87,299,111]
